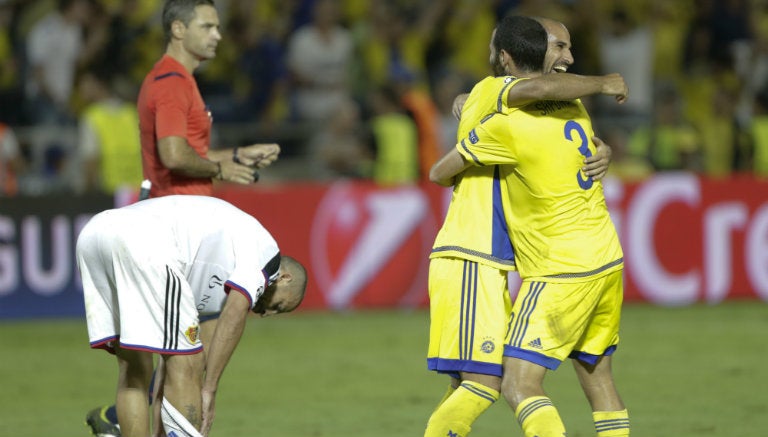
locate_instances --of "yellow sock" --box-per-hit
[424,381,499,437]
[593,409,630,436]
[514,396,566,437]
[430,384,457,414]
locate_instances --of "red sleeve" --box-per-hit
[154,77,192,140]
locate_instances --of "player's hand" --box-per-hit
[452,93,469,120]
[217,159,259,184]
[235,143,280,168]
[600,73,628,104]
[201,388,216,437]
[583,136,612,181]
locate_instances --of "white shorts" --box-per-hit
[76,209,203,355]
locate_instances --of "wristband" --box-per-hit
[233,147,242,164]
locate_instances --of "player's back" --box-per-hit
[124,195,280,312]
[431,76,519,270]
[123,195,275,262]
[458,97,623,281]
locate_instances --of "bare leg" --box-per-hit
[115,346,155,437]
[460,372,501,392]
[162,353,205,430]
[501,357,566,437]
[572,356,625,411]
[500,357,548,410]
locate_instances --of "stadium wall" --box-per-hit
[1,173,766,319]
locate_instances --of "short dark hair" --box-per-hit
[493,15,547,73]
[162,0,215,43]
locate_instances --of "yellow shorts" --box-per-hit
[503,270,623,370]
[427,257,512,378]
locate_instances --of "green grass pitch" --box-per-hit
[0,301,766,436]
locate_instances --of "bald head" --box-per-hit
[252,255,308,316]
[278,255,308,310]
[533,17,574,74]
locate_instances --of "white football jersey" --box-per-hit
[123,195,281,316]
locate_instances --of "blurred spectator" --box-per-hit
[749,89,768,177]
[389,69,443,182]
[306,97,371,180]
[627,84,702,171]
[680,18,720,128]
[367,85,419,185]
[354,1,447,94]
[602,126,653,182]
[75,69,142,194]
[698,84,748,177]
[432,69,466,154]
[709,0,753,77]
[597,7,654,121]
[24,0,102,125]
[0,2,23,125]
[0,122,24,196]
[211,11,288,123]
[441,0,496,83]
[649,0,693,83]
[6,0,768,188]
[286,0,354,123]
[93,0,154,85]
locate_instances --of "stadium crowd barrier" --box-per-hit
[1,173,766,319]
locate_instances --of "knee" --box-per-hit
[500,375,522,406]
[501,373,544,409]
[164,353,205,387]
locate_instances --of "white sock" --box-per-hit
[160,398,203,437]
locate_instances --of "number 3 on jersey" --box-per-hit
[564,120,594,190]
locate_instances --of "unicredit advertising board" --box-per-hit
[0,173,766,318]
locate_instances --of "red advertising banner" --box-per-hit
[1,174,765,318]
[605,173,768,305]
[216,173,768,309]
[216,181,445,310]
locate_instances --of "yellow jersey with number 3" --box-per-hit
[456,96,623,281]
[430,76,523,270]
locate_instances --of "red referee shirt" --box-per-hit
[138,55,214,197]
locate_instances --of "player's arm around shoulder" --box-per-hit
[430,148,471,186]
[505,73,628,107]
[200,291,251,436]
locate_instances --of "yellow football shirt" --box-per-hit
[456,97,624,281]
[430,76,522,270]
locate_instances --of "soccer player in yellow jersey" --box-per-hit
[424,15,630,437]
[430,16,630,437]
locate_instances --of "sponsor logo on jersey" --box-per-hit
[208,274,224,289]
[527,337,542,349]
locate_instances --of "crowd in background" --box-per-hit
[2,0,768,196]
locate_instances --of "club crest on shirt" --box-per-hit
[185,324,200,343]
[481,338,495,354]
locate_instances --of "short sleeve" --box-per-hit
[154,77,192,140]
[224,240,280,310]
[455,113,518,167]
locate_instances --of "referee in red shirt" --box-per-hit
[138,0,280,198]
